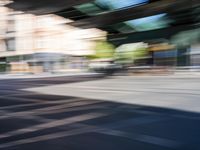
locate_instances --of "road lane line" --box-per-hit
[0,112,108,147]
[0,98,83,110]
[0,100,101,120]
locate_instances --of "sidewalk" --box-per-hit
[0,72,101,80]
[0,69,200,80]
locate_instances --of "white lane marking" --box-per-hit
[0,106,162,139]
[98,129,181,148]
[0,112,107,140]
[0,121,181,149]
[0,104,108,139]
[61,122,182,148]
[0,100,101,120]
[0,98,83,110]
[0,126,99,149]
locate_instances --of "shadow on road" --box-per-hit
[0,75,199,150]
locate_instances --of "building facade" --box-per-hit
[0,4,106,73]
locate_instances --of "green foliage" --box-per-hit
[88,41,115,59]
[114,44,148,65]
[88,41,149,65]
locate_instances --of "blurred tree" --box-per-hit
[114,42,148,65]
[87,40,115,59]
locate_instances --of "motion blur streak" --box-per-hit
[0,0,200,150]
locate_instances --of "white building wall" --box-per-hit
[0,7,107,58]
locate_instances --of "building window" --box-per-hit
[7,19,15,33]
[6,38,16,51]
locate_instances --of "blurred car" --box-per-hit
[89,58,122,75]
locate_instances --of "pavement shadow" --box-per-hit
[0,90,199,150]
[0,75,199,150]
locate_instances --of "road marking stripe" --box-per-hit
[0,126,98,149]
[98,129,180,148]
[0,112,107,138]
[0,98,83,110]
[0,122,181,149]
[0,100,101,120]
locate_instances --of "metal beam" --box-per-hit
[69,0,200,29]
[108,24,200,46]
[7,0,93,15]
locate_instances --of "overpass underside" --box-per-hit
[6,0,200,44]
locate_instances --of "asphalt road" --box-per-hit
[0,75,199,150]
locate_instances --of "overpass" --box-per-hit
[6,0,200,44]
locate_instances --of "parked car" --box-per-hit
[89,58,121,75]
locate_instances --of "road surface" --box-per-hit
[0,74,199,150]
